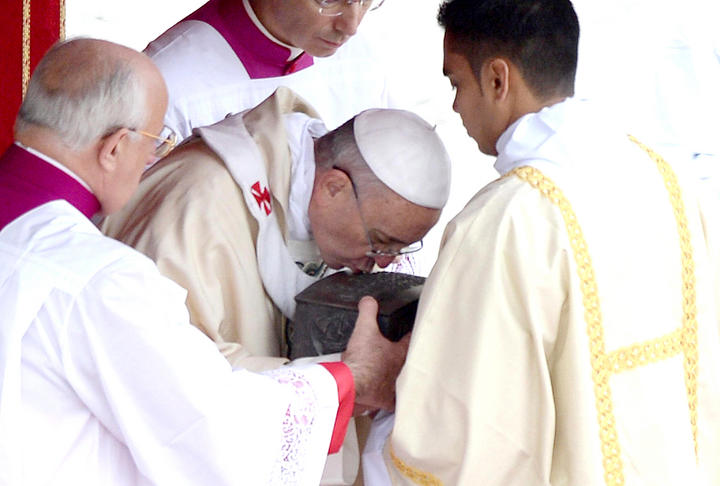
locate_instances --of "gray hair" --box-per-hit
[15,38,147,150]
[314,117,385,198]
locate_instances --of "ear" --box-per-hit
[483,58,511,102]
[97,128,132,173]
[316,167,352,202]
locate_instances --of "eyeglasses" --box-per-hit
[133,125,178,158]
[334,166,423,258]
[314,0,385,17]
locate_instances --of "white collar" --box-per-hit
[15,142,94,193]
[284,113,328,241]
[493,97,608,176]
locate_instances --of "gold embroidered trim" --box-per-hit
[21,1,65,96]
[607,328,682,373]
[390,446,444,486]
[512,136,698,486]
[628,135,698,456]
[22,0,31,98]
[512,165,625,485]
[60,0,66,40]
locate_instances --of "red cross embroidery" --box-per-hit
[251,181,272,216]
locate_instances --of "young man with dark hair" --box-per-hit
[358,0,720,484]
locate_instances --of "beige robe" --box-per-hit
[102,92,321,370]
[384,99,720,485]
[102,90,362,485]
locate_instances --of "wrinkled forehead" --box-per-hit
[364,195,441,243]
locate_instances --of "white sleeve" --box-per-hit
[361,411,395,486]
[62,254,336,485]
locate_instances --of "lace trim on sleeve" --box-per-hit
[264,367,318,485]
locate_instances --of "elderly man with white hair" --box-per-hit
[102,86,452,484]
[0,38,413,486]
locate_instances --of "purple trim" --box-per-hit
[0,145,100,231]
[184,0,313,78]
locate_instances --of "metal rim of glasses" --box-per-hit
[134,126,178,158]
[365,239,423,258]
[316,0,385,17]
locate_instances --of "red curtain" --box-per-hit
[0,0,64,152]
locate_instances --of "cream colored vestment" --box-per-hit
[383,99,720,486]
[103,90,364,485]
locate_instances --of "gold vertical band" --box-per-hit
[628,135,699,456]
[22,0,32,99]
[512,165,627,485]
[60,0,66,40]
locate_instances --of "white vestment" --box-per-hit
[0,196,344,485]
[373,98,720,485]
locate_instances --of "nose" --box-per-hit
[334,4,364,37]
[373,255,397,269]
[350,256,376,274]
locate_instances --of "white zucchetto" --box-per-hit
[353,109,451,209]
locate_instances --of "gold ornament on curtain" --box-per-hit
[21,0,66,98]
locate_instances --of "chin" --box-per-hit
[308,48,338,58]
[324,260,343,270]
[307,40,343,57]
[476,139,497,157]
